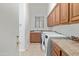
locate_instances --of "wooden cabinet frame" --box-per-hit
[70,3,79,23]
[47,3,79,27]
[30,32,41,43]
[51,42,68,56]
[55,4,61,25]
[60,3,69,24]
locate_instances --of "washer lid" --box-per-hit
[44,32,66,38]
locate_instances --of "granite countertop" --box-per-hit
[30,30,53,32]
[51,39,79,56]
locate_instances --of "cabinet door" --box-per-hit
[60,3,69,24]
[52,9,56,26]
[61,51,68,56]
[30,32,41,43]
[70,3,79,23]
[51,42,61,56]
[52,50,58,56]
[47,15,50,26]
[55,4,60,25]
[47,13,53,27]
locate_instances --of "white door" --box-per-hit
[0,3,19,56]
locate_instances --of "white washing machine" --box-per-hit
[41,32,66,56]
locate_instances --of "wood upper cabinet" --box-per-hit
[47,13,53,26]
[60,3,69,24]
[47,4,60,26]
[55,4,60,25]
[52,9,56,26]
[47,3,79,26]
[70,3,79,23]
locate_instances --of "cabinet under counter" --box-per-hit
[51,39,79,56]
[30,32,41,43]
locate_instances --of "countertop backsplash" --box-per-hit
[52,23,79,38]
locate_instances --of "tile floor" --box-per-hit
[19,43,44,56]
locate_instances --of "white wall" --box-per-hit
[0,3,19,55]
[53,24,79,37]
[48,3,57,15]
[48,3,79,37]
[29,3,49,30]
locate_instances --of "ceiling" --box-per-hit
[28,3,49,16]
